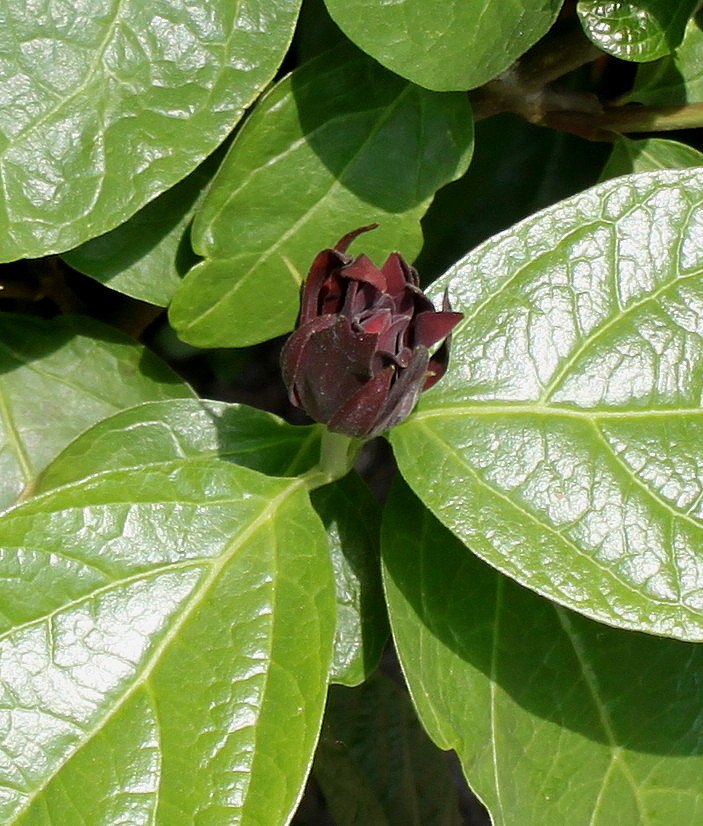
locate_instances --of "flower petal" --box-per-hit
[280,315,339,405]
[293,317,380,423]
[334,224,379,253]
[341,254,387,292]
[300,249,348,324]
[328,365,394,438]
[413,309,463,348]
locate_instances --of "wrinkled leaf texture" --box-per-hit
[392,168,703,641]
[0,0,302,260]
[37,398,387,687]
[578,0,698,62]
[0,314,191,511]
[1,459,335,825]
[383,480,703,826]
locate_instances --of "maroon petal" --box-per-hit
[299,249,348,324]
[373,347,430,435]
[280,315,339,404]
[423,338,451,390]
[380,253,410,294]
[293,317,381,423]
[334,224,379,253]
[413,310,463,349]
[341,254,387,291]
[328,366,394,438]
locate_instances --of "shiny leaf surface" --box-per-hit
[0,314,191,511]
[323,0,563,91]
[577,0,698,61]
[169,44,473,347]
[383,480,703,826]
[61,150,225,306]
[1,460,335,824]
[392,168,703,640]
[0,0,301,260]
[37,398,385,686]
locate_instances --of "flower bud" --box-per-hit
[281,225,463,438]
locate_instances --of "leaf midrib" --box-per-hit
[10,475,306,821]
[555,607,651,826]
[406,420,699,628]
[183,82,416,330]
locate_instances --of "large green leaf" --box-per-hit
[37,398,386,686]
[1,460,335,825]
[0,0,301,261]
[600,135,703,182]
[624,10,703,104]
[313,670,462,825]
[0,314,191,511]
[383,481,703,826]
[391,168,703,641]
[61,148,226,306]
[169,44,473,348]
[323,0,563,91]
[578,0,698,61]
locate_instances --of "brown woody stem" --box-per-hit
[469,19,703,141]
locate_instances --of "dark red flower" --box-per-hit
[281,225,463,438]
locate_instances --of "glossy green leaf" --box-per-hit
[311,473,387,686]
[383,480,703,826]
[577,0,698,61]
[600,135,703,182]
[0,314,191,511]
[624,10,703,104]
[169,44,473,348]
[0,0,301,261]
[313,670,462,825]
[61,149,225,306]
[37,398,385,686]
[323,0,563,91]
[391,168,703,641]
[0,460,335,825]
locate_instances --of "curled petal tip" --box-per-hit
[334,224,379,253]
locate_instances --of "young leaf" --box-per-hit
[0,314,191,510]
[313,670,463,825]
[624,10,703,104]
[391,168,703,641]
[169,43,473,348]
[382,480,703,826]
[323,0,563,91]
[0,0,302,261]
[600,135,703,182]
[37,398,386,686]
[577,0,698,61]
[0,460,336,825]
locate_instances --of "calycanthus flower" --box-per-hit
[281,225,463,439]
